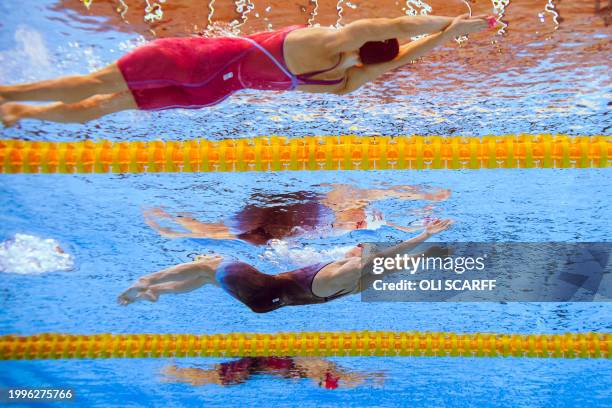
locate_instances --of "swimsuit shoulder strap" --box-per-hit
[240,26,305,89]
[243,25,345,88]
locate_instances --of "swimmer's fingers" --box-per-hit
[142,206,172,219]
[425,218,453,234]
[117,293,132,306]
[117,282,149,305]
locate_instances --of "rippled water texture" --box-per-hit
[0,1,611,407]
[0,0,610,140]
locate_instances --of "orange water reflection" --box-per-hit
[40,1,611,136]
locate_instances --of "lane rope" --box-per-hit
[1,135,609,173]
[1,331,608,360]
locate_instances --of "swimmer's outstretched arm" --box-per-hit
[322,184,450,211]
[335,14,490,95]
[328,15,459,51]
[364,219,452,265]
[321,219,451,295]
[118,259,217,305]
[355,219,452,291]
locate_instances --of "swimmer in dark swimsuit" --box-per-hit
[1,14,494,126]
[143,184,451,245]
[162,357,383,389]
[117,219,452,312]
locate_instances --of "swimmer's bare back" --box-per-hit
[0,14,494,126]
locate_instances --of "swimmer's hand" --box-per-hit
[446,14,490,37]
[117,278,158,305]
[424,218,453,235]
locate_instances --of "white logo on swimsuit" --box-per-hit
[223,72,234,81]
[272,297,280,303]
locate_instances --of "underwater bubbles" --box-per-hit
[0,234,74,274]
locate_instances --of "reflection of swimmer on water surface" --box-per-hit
[595,0,612,25]
[162,357,383,389]
[0,14,494,126]
[143,184,451,245]
[118,219,451,312]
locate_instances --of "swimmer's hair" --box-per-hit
[359,39,400,65]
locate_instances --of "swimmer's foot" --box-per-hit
[0,102,28,128]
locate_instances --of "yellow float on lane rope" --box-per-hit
[0,135,609,173]
[0,331,608,360]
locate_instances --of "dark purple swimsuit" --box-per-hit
[216,261,349,313]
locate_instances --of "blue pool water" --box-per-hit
[1,0,611,407]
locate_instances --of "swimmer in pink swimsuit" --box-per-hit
[162,357,380,389]
[117,219,452,312]
[1,14,494,126]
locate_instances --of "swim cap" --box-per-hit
[359,39,400,65]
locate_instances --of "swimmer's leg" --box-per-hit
[118,260,218,305]
[0,63,129,103]
[0,91,136,127]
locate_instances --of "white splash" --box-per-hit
[263,239,353,267]
[0,234,74,275]
[234,0,256,30]
[208,0,216,28]
[117,0,129,19]
[403,1,432,41]
[491,0,510,35]
[543,0,560,31]
[335,0,345,27]
[0,26,52,81]
[308,0,320,27]
[403,0,432,16]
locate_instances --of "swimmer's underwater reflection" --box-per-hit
[161,357,385,389]
[143,184,450,245]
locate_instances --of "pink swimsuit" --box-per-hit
[117,26,344,111]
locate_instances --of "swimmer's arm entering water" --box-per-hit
[315,219,452,296]
[118,258,218,305]
[364,219,452,265]
[336,15,490,95]
[356,219,452,291]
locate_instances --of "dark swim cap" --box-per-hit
[359,38,400,64]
